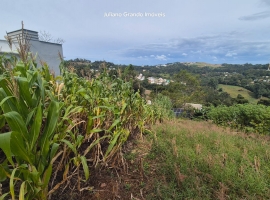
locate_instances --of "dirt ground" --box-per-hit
[50,138,157,200]
[0,134,157,200]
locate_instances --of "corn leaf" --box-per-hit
[83,135,108,156]
[0,132,14,165]
[40,100,60,157]
[0,77,13,96]
[108,118,121,132]
[16,62,27,77]
[42,164,52,189]
[104,131,121,158]
[10,131,33,165]
[0,193,9,200]
[19,181,26,200]
[86,116,94,133]
[61,139,76,155]
[10,168,17,200]
[27,70,38,88]
[4,111,29,142]
[16,77,32,107]
[50,143,60,161]
[29,103,42,150]
[0,115,5,129]
[80,156,89,180]
[36,76,45,103]
[0,89,18,113]
[0,170,6,182]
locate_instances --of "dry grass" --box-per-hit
[145,119,270,199]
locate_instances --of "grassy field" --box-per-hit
[189,62,222,68]
[144,119,270,199]
[218,84,259,104]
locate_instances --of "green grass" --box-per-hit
[159,73,170,79]
[145,119,270,199]
[218,84,259,104]
[190,62,221,68]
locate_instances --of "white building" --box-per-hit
[0,29,63,75]
[136,73,145,81]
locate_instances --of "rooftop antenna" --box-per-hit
[21,21,24,43]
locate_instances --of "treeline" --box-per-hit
[68,59,270,105]
[140,62,270,99]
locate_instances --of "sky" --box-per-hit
[1,0,270,66]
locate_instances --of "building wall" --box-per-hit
[0,29,63,76]
[30,40,63,75]
[0,40,15,53]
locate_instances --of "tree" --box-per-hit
[122,64,136,81]
[257,99,270,106]
[208,78,218,90]
[162,70,204,107]
[233,94,249,104]
[39,30,65,44]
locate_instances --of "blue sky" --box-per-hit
[1,0,270,65]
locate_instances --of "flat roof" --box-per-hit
[7,29,38,34]
[39,40,62,46]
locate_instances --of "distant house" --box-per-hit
[184,103,202,110]
[136,73,145,81]
[0,28,63,75]
[147,77,155,84]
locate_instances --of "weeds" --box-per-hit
[146,120,270,199]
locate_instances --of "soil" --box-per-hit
[50,138,156,200]
[0,135,157,200]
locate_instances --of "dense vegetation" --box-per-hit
[0,55,160,199]
[208,104,270,134]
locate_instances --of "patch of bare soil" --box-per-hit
[50,137,156,200]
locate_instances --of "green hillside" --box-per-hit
[218,84,258,104]
[189,62,222,68]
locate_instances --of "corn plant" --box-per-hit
[0,55,160,199]
[59,62,158,163]
[0,60,58,199]
[0,58,89,199]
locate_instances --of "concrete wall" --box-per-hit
[30,40,63,75]
[0,40,17,53]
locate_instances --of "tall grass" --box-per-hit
[146,119,270,199]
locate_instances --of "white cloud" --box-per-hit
[182,53,188,56]
[225,52,237,57]
[155,55,167,60]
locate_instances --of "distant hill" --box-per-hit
[185,62,222,68]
